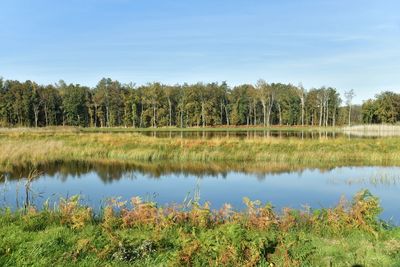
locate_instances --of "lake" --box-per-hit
[1,164,399,224]
[90,129,386,139]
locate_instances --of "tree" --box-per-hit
[256,80,275,127]
[94,78,124,127]
[39,85,62,126]
[274,83,301,126]
[374,91,400,123]
[297,83,306,126]
[0,76,397,128]
[0,78,14,126]
[326,88,341,127]
[344,89,355,126]
[230,85,252,126]
[60,83,90,126]
[121,83,138,128]
[31,85,41,127]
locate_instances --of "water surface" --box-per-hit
[92,129,387,139]
[1,165,399,223]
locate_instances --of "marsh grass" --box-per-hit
[0,190,398,266]
[344,124,400,137]
[327,170,400,187]
[1,130,400,173]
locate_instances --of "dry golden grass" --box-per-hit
[0,129,400,172]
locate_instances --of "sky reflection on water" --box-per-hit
[1,165,399,223]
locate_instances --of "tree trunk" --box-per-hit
[124,105,128,128]
[139,104,143,128]
[168,97,172,127]
[301,97,305,126]
[201,102,205,127]
[153,103,157,128]
[225,105,230,126]
[34,111,38,127]
[180,110,184,128]
[348,105,352,127]
[333,106,336,127]
[319,100,323,127]
[44,104,48,126]
[325,98,329,127]
[261,100,266,127]
[266,95,274,127]
[94,104,97,127]
[89,108,94,127]
[253,100,257,125]
[132,103,136,128]
[278,103,282,126]
[33,105,39,128]
[106,106,110,127]
[220,102,223,125]
[311,113,314,126]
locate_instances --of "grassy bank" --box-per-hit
[1,190,399,266]
[0,127,400,172]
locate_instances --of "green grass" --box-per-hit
[0,190,399,266]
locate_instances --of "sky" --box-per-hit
[1,0,400,103]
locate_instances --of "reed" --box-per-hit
[343,124,400,137]
[0,129,400,172]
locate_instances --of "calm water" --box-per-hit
[1,165,399,223]
[91,129,385,139]
[135,130,344,139]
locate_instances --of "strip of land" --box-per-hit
[1,127,400,173]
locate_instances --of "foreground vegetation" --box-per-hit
[1,190,399,266]
[1,128,400,173]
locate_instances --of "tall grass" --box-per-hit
[344,124,400,137]
[0,130,400,172]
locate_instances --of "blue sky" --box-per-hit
[1,0,400,103]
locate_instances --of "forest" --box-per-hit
[0,77,398,128]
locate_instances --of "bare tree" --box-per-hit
[344,89,355,127]
[324,89,329,127]
[297,83,306,126]
[318,90,324,127]
[257,80,275,127]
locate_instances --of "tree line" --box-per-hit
[0,77,398,128]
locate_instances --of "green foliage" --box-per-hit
[60,83,90,127]
[5,76,400,128]
[0,191,398,266]
[362,91,400,124]
[22,208,52,232]
[3,76,387,128]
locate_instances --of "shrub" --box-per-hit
[59,196,93,229]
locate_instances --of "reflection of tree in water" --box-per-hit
[1,160,338,184]
[2,161,138,183]
[137,130,344,140]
